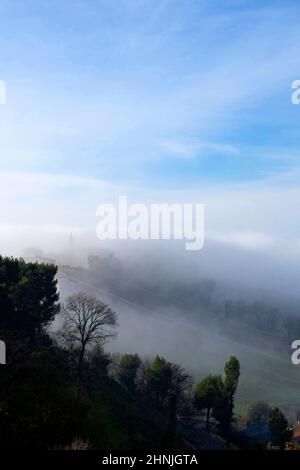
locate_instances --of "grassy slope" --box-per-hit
[83,376,159,449]
[59,267,300,411]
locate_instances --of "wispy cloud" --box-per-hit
[159,140,240,159]
[0,1,300,181]
[208,230,273,251]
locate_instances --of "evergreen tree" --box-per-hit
[269,408,292,449]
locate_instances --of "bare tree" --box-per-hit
[61,291,117,383]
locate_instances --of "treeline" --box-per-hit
[223,299,300,339]
[87,253,300,340]
[87,253,216,311]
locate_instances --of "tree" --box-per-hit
[224,356,240,427]
[86,345,111,382]
[117,353,141,391]
[0,257,89,448]
[147,356,172,407]
[88,253,122,290]
[168,363,192,409]
[61,292,117,384]
[194,375,223,432]
[0,344,89,449]
[212,391,231,436]
[284,316,300,341]
[269,408,292,449]
[0,256,59,344]
[198,357,240,439]
[224,356,240,394]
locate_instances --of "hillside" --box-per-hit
[57,265,300,412]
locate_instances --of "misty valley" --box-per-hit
[55,247,300,408]
[0,240,299,451]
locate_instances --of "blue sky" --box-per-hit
[1,0,300,183]
[1,0,300,255]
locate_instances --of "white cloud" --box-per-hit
[208,230,273,251]
[0,169,299,257]
[159,140,240,159]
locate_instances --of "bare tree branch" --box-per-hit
[60,291,117,385]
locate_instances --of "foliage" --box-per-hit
[194,356,240,437]
[194,374,223,432]
[61,291,117,385]
[269,407,293,449]
[117,353,141,391]
[0,256,59,342]
[147,356,173,407]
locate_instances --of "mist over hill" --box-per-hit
[22,238,298,410]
